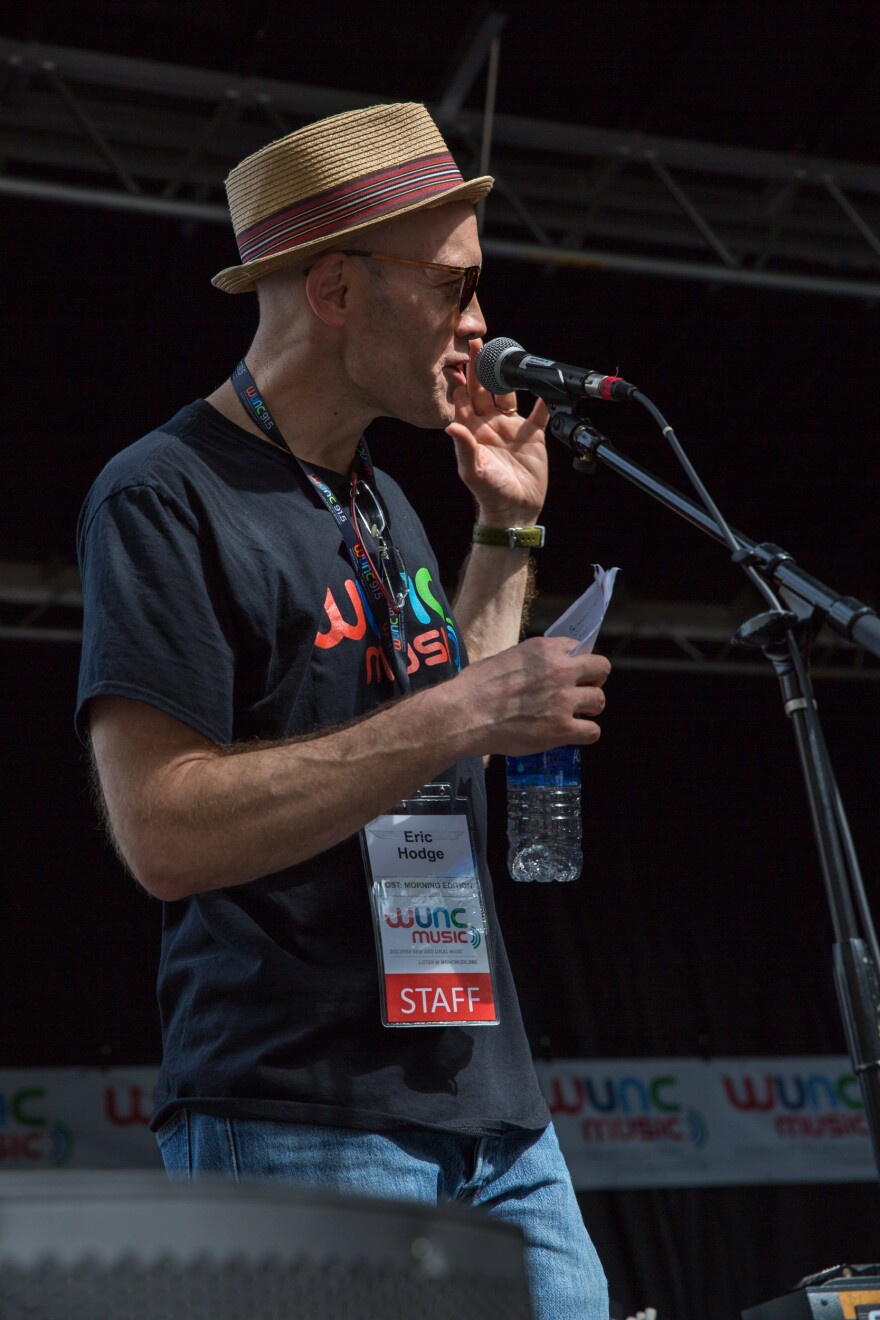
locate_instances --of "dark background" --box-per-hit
[3,3,880,1317]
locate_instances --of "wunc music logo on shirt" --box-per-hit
[315,565,460,683]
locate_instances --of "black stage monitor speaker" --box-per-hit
[0,1171,533,1320]
[743,1266,880,1320]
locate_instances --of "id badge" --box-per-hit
[362,786,499,1028]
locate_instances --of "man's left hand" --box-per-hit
[446,338,550,527]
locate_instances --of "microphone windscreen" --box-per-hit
[474,337,523,394]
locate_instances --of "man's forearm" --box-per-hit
[91,681,480,902]
[454,542,534,664]
[91,634,610,903]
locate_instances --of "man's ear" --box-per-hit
[304,252,355,327]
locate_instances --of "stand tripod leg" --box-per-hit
[765,635,880,1177]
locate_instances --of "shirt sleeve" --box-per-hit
[76,482,238,746]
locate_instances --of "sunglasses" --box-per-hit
[341,250,481,314]
[350,475,409,613]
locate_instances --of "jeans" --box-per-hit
[157,1109,608,1320]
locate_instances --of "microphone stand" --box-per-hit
[546,396,880,1184]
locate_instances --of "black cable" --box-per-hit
[632,390,787,616]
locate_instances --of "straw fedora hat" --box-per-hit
[212,102,493,294]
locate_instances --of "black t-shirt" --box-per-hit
[76,401,549,1135]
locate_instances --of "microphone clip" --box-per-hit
[546,400,610,475]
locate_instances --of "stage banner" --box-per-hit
[534,1056,872,1188]
[0,1058,873,1185]
[0,1067,160,1171]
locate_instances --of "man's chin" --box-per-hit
[402,398,457,430]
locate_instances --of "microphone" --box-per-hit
[475,337,637,403]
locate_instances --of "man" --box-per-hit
[77,102,610,1320]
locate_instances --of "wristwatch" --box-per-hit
[472,524,546,549]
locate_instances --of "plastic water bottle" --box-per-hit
[506,745,582,882]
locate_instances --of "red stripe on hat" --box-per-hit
[236,152,464,263]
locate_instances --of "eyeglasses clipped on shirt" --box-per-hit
[350,474,409,613]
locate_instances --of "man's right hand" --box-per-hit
[450,636,610,758]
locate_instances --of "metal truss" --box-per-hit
[4,35,880,299]
[3,560,877,679]
[0,560,84,644]
[528,594,880,681]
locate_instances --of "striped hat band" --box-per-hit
[236,152,464,264]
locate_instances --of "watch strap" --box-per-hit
[472,523,546,549]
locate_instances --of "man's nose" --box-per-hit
[457,292,487,340]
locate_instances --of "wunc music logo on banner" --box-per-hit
[0,1083,73,1167]
[0,1068,161,1171]
[542,1066,707,1149]
[719,1064,867,1139]
[536,1057,871,1190]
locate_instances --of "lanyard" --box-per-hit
[230,360,410,693]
